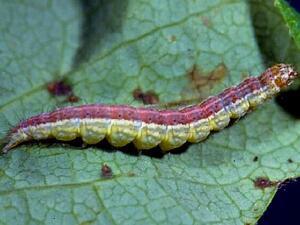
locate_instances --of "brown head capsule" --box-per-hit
[259,64,298,90]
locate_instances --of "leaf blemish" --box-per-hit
[101,163,113,178]
[254,177,278,189]
[187,63,228,94]
[127,172,136,177]
[169,35,176,42]
[133,88,159,105]
[66,94,80,103]
[47,80,72,96]
[47,80,80,103]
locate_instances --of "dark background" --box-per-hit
[286,0,300,12]
[258,1,300,225]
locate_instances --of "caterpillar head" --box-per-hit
[260,64,298,90]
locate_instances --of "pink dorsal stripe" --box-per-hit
[12,64,298,133]
[13,79,265,130]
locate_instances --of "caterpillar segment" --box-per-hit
[2,64,298,153]
[133,123,166,150]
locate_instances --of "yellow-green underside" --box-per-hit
[9,105,247,151]
[5,87,273,152]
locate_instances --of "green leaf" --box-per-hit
[275,0,300,49]
[0,0,300,225]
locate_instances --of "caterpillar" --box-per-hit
[2,64,298,153]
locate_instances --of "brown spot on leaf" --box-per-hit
[254,177,278,189]
[170,35,176,42]
[127,172,136,177]
[133,88,159,105]
[253,156,258,162]
[67,94,80,103]
[101,163,113,178]
[187,63,228,94]
[47,80,72,96]
[47,80,80,103]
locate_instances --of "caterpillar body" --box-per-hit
[2,64,298,153]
